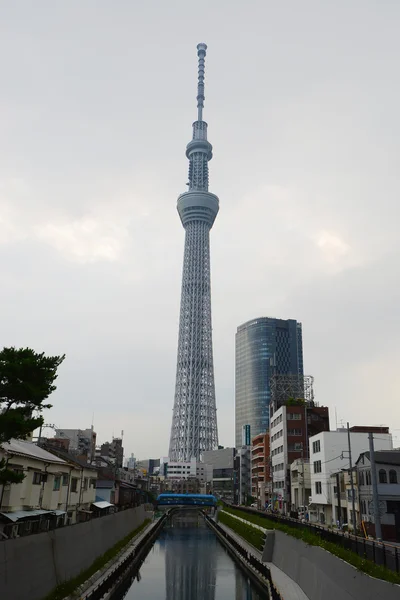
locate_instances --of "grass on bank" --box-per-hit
[223,507,400,586]
[219,510,265,551]
[43,518,151,600]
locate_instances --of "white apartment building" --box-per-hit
[270,407,287,510]
[309,430,393,525]
[161,457,212,483]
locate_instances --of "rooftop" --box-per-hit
[39,443,97,470]
[359,450,400,466]
[1,439,67,464]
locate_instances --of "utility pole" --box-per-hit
[347,422,357,532]
[336,472,342,526]
[369,432,382,541]
[301,449,305,509]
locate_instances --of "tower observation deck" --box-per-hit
[169,43,219,461]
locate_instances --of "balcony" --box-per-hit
[252,443,265,452]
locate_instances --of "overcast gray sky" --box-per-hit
[1,1,399,458]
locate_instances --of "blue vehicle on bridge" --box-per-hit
[156,493,217,508]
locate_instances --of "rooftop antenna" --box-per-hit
[196,43,207,121]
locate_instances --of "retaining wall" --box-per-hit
[272,529,400,600]
[0,505,150,600]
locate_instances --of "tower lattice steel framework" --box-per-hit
[169,43,219,461]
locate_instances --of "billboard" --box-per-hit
[242,424,251,446]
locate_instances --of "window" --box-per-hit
[358,471,364,486]
[366,470,371,485]
[389,470,398,484]
[287,413,301,420]
[312,440,321,453]
[288,442,303,451]
[315,481,322,494]
[71,478,79,493]
[53,476,61,491]
[288,428,302,436]
[83,478,88,491]
[62,474,69,486]
[33,472,46,485]
[379,469,387,484]
[314,460,322,474]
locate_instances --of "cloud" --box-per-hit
[315,230,351,268]
[36,215,130,263]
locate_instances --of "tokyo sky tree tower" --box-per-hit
[169,43,219,461]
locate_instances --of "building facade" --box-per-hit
[357,450,400,541]
[202,448,236,502]
[0,439,97,537]
[270,403,329,512]
[251,432,271,507]
[169,44,219,461]
[309,429,393,525]
[100,438,124,468]
[235,317,303,448]
[236,446,251,505]
[162,458,212,484]
[54,427,96,461]
[290,458,311,513]
[328,467,360,529]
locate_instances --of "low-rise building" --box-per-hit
[290,458,310,513]
[158,457,212,485]
[309,428,393,526]
[0,439,97,537]
[329,467,360,528]
[357,450,400,542]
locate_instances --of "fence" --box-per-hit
[204,514,282,600]
[230,505,400,575]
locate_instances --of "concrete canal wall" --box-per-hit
[0,505,150,600]
[270,529,400,600]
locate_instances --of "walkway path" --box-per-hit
[220,513,309,600]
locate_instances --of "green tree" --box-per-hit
[0,347,65,486]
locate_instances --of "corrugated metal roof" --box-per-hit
[0,509,54,522]
[1,440,67,464]
[92,501,114,509]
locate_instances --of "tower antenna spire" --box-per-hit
[196,43,207,121]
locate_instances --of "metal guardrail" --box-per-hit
[229,505,400,575]
[204,514,282,600]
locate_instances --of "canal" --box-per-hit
[115,515,264,599]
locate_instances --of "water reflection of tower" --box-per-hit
[165,525,216,600]
[235,564,259,600]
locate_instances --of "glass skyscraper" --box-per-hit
[235,317,303,448]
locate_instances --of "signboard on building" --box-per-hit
[242,424,251,446]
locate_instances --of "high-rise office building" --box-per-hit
[235,317,303,448]
[169,44,219,461]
